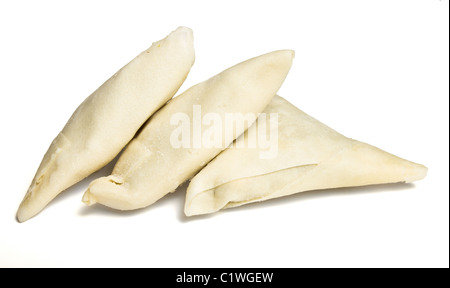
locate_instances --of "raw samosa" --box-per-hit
[185,95,427,216]
[82,50,295,210]
[17,27,195,222]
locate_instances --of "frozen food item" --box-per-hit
[185,95,427,216]
[83,50,295,211]
[17,27,195,222]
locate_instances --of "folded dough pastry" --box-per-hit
[17,27,195,222]
[83,50,295,210]
[185,95,428,216]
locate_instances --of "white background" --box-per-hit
[0,0,448,268]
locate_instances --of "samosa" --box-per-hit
[185,95,427,216]
[17,27,195,222]
[82,50,295,211]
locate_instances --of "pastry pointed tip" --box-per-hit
[354,142,429,184]
[82,190,96,206]
[16,212,25,223]
[16,203,32,223]
[172,26,194,46]
[406,163,428,183]
[173,26,193,40]
[184,204,195,217]
[287,49,295,58]
[175,26,193,34]
[272,49,295,63]
[16,189,40,223]
[82,176,141,210]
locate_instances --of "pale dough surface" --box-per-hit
[83,50,295,210]
[185,95,428,216]
[17,27,195,222]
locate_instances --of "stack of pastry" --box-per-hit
[17,27,427,222]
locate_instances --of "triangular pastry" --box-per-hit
[17,27,195,222]
[82,50,295,211]
[185,95,427,216]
